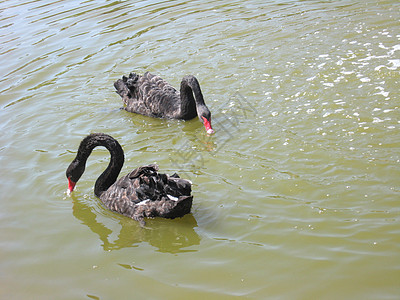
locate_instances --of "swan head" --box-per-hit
[199,107,214,134]
[66,159,85,194]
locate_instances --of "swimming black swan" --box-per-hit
[66,133,193,225]
[114,72,214,134]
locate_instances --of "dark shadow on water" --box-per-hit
[121,110,218,150]
[71,195,200,254]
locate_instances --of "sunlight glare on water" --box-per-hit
[0,0,399,299]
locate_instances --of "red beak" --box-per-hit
[68,177,76,195]
[201,116,214,134]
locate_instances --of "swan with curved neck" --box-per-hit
[114,72,214,134]
[66,133,193,225]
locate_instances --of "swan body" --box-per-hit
[66,133,193,225]
[114,72,214,134]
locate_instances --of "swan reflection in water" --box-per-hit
[71,194,200,253]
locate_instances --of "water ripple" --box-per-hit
[1,0,399,299]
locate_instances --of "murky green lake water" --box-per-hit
[1,0,399,299]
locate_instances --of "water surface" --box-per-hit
[1,0,399,299]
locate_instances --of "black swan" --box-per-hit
[66,133,193,225]
[114,72,214,134]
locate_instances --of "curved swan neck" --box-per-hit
[69,133,124,197]
[179,75,206,119]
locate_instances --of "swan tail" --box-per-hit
[114,79,129,98]
[103,164,193,225]
[114,73,140,103]
[132,195,193,223]
[165,176,192,198]
[159,195,193,219]
[128,165,193,223]
[128,165,191,199]
[168,195,193,217]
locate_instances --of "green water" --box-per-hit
[1,0,399,299]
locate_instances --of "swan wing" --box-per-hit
[100,164,192,224]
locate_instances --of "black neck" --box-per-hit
[75,133,124,197]
[179,75,207,120]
